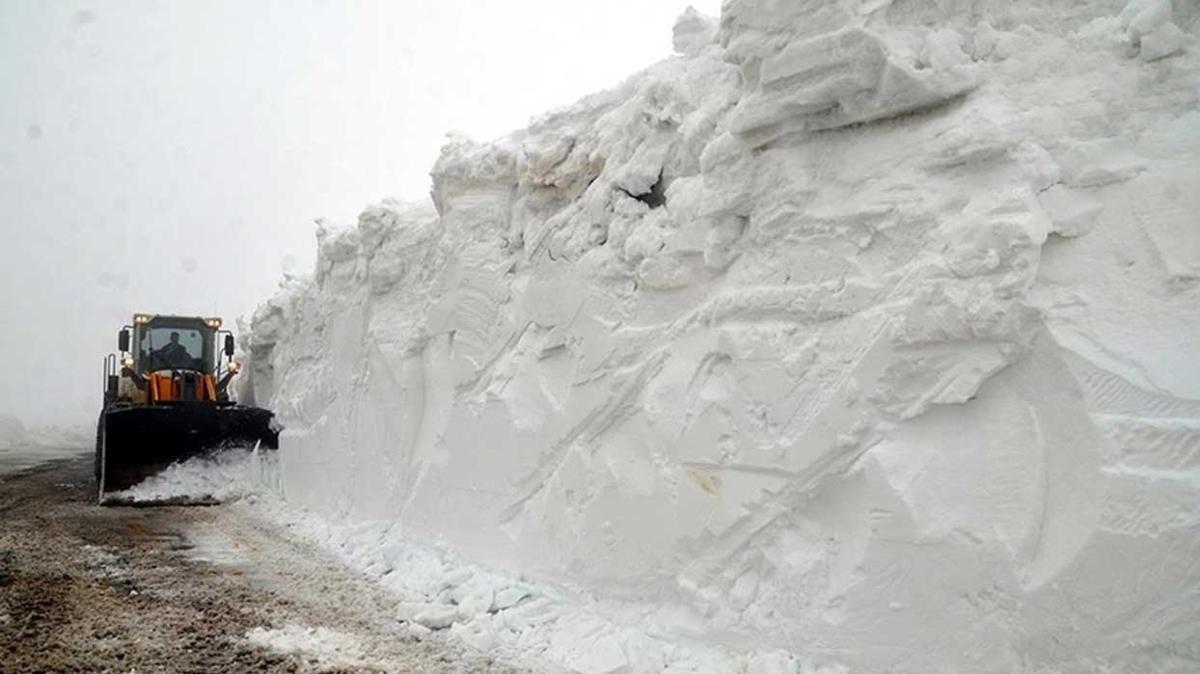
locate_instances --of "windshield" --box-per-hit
[138,326,209,372]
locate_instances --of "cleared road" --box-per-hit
[0,456,516,673]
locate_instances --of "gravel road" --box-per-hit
[0,456,518,673]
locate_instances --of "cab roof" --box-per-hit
[132,313,223,329]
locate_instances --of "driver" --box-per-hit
[154,332,193,368]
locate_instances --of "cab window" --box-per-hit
[139,327,205,371]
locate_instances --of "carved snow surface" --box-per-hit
[244,2,1199,672]
[728,26,978,145]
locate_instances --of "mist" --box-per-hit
[0,0,720,427]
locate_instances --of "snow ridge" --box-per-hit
[245,2,1200,672]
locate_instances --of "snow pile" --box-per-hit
[245,2,1199,672]
[111,448,279,503]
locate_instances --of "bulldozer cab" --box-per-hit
[134,318,214,374]
[113,314,237,405]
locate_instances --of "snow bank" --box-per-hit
[246,2,1200,672]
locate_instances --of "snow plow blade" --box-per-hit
[97,403,278,498]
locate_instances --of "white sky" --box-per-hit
[0,0,721,427]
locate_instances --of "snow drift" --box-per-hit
[244,2,1200,672]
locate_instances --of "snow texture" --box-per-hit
[244,625,370,670]
[251,492,776,672]
[110,449,279,504]
[244,2,1200,672]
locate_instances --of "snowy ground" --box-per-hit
[107,449,817,672]
[0,455,520,672]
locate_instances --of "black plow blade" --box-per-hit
[97,404,278,500]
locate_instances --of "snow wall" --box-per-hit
[245,2,1200,671]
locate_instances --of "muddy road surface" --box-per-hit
[0,456,516,673]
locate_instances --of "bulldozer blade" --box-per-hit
[97,403,278,499]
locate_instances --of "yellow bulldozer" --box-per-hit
[97,313,278,500]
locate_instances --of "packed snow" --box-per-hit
[233,2,1198,672]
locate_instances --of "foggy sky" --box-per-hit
[0,0,721,427]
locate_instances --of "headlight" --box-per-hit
[228,361,241,374]
[206,317,223,328]
[134,314,151,324]
[121,356,134,368]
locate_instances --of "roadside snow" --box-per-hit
[242,492,840,674]
[109,447,785,670]
[108,439,857,670]
[241,2,1200,672]
[126,447,820,670]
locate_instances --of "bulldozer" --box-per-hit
[96,313,279,500]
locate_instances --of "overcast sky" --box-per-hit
[0,0,721,427]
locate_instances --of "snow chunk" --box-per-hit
[673,7,717,56]
[728,25,977,144]
[1038,184,1102,238]
[1117,0,1173,42]
[245,625,369,669]
[1139,21,1186,61]
[398,602,463,630]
